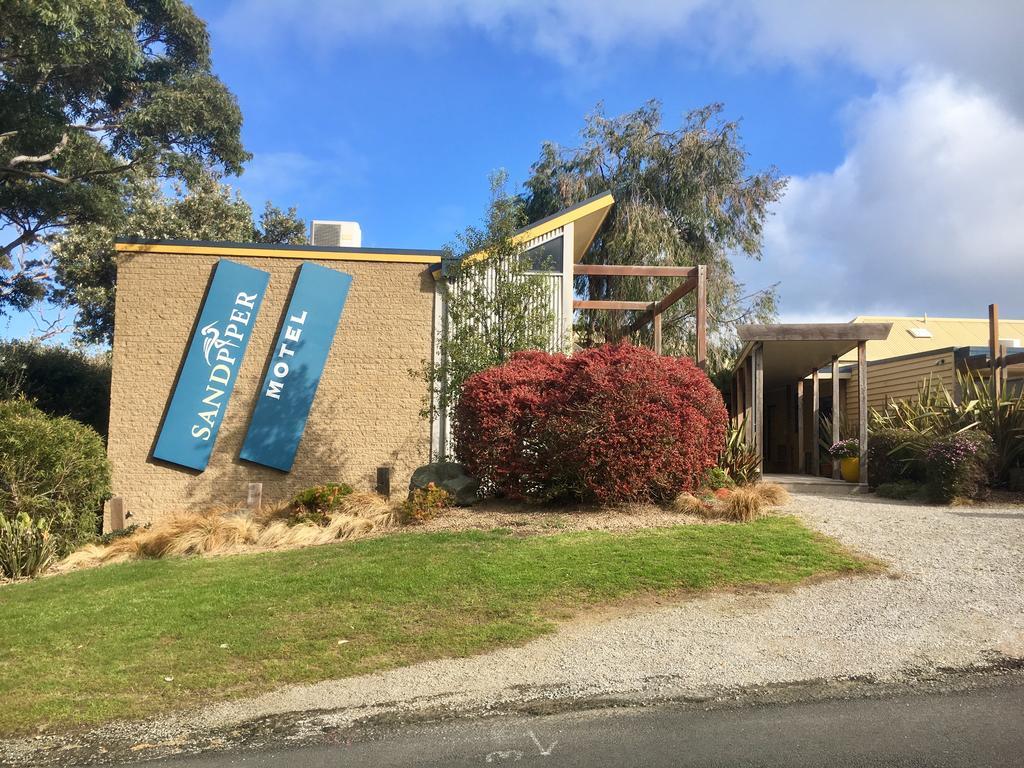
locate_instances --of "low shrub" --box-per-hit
[0,398,111,556]
[867,428,928,489]
[0,512,56,579]
[924,432,995,503]
[401,483,451,523]
[289,482,355,526]
[703,466,735,491]
[875,480,927,501]
[455,343,728,504]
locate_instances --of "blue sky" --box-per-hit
[5,1,1022,341]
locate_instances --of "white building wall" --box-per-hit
[430,225,575,459]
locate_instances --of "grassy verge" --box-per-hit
[0,516,871,735]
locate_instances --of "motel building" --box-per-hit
[105,194,620,527]
[107,188,1019,528]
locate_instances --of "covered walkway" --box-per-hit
[730,323,892,485]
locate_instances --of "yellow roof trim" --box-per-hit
[512,191,615,247]
[114,241,442,265]
[451,191,615,273]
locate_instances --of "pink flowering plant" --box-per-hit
[829,438,860,460]
[924,432,994,503]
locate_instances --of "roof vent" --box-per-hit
[310,220,361,248]
[908,327,933,339]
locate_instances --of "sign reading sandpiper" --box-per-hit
[153,259,270,471]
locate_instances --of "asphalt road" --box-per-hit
[156,681,1024,768]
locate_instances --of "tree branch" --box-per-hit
[7,133,69,167]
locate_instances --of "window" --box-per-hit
[522,237,562,272]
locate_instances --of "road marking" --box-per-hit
[485,749,523,762]
[528,730,558,756]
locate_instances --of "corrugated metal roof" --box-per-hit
[839,315,1024,362]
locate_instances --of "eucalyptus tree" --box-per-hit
[523,101,787,372]
[0,0,249,313]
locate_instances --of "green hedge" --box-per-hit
[867,428,928,489]
[0,399,111,557]
[0,341,111,436]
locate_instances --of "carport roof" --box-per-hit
[734,323,892,390]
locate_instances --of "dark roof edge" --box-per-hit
[114,237,444,257]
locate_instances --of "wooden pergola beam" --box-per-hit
[573,264,697,278]
[572,262,707,367]
[573,299,653,310]
[620,271,699,336]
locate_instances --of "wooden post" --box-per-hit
[831,354,841,480]
[696,264,707,368]
[108,496,125,532]
[858,340,868,485]
[730,372,739,427]
[749,356,757,444]
[796,378,805,474]
[247,482,263,511]
[989,303,1002,401]
[811,368,820,477]
[652,307,662,355]
[752,343,764,475]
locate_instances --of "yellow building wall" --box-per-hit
[844,348,955,427]
[106,251,435,527]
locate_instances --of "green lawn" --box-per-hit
[0,517,872,735]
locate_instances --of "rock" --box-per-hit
[409,462,480,506]
[1009,467,1024,492]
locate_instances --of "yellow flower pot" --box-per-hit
[840,457,860,483]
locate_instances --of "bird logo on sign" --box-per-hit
[201,322,234,365]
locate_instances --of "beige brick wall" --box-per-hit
[107,251,435,527]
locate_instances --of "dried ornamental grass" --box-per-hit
[53,493,400,574]
[672,492,710,516]
[720,487,763,522]
[751,482,790,507]
[672,482,789,523]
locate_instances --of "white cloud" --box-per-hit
[217,1,1024,108]
[737,74,1024,320]
[216,1,1024,319]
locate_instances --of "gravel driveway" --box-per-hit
[5,493,1023,762]
[138,494,1024,729]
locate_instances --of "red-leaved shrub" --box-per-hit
[454,343,727,504]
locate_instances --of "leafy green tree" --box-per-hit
[523,101,787,372]
[51,170,306,344]
[0,0,249,313]
[255,202,307,246]
[421,172,555,451]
